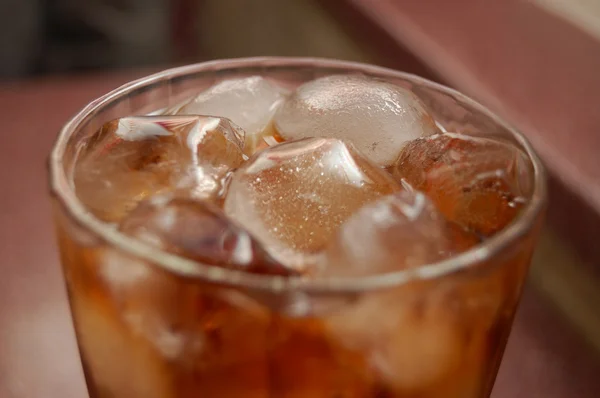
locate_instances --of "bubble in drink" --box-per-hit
[177,76,288,155]
[319,190,479,277]
[274,74,438,166]
[74,115,245,222]
[393,133,527,236]
[119,195,294,276]
[223,137,401,269]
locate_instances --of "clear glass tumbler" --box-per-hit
[49,57,546,398]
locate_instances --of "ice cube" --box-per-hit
[274,74,438,166]
[318,190,478,277]
[393,133,527,236]
[85,248,272,397]
[176,76,288,155]
[223,138,401,269]
[267,316,377,396]
[72,289,174,398]
[326,288,465,394]
[119,195,293,276]
[74,115,245,222]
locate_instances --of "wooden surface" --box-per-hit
[0,72,599,398]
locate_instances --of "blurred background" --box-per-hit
[0,0,375,78]
[1,0,600,397]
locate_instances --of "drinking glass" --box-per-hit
[49,57,546,398]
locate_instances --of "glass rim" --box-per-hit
[49,56,547,294]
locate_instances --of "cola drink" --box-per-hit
[51,60,545,398]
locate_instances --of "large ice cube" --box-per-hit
[82,248,272,398]
[393,133,527,236]
[72,288,174,398]
[74,116,245,222]
[176,76,288,155]
[324,249,511,395]
[223,138,401,269]
[326,288,467,394]
[274,74,438,166]
[267,316,377,397]
[119,195,293,276]
[318,190,478,277]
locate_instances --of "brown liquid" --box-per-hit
[60,79,536,397]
